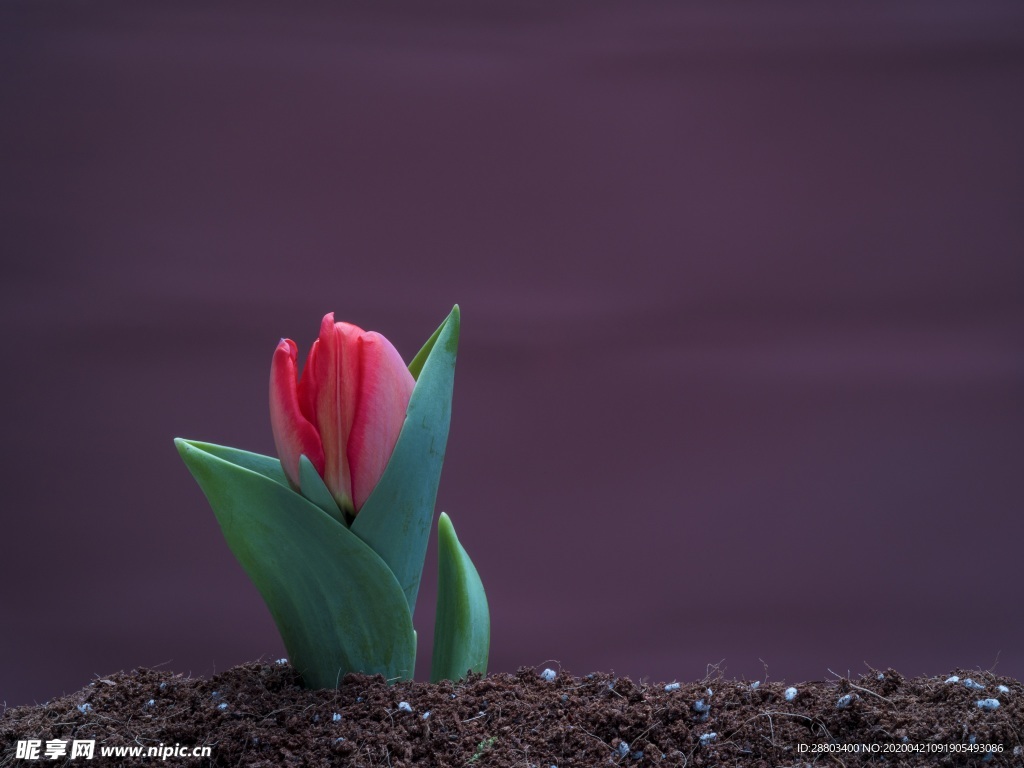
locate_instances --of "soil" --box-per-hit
[2,663,1021,767]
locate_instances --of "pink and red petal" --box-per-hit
[347,331,415,510]
[311,318,363,513]
[272,314,415,517]
[270,338,325,489]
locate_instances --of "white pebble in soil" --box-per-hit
[397,701,412,713]
[699,733,717,745]
[997,685,1010,695]
[664,683,680,692]
[784,687,798,702]
[540,668,557,682]
[962,678,985,691]
[693,699,710,722]
[616,741,630,758]
[944,675,960,684]
[976,699,1000,711]
[836,694,858,710]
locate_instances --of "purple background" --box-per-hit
[2,2,1023,707]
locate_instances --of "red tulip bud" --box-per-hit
[270,314,415,517]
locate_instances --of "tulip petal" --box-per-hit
[270,339,324,490]
[347,332,416,512]
[307,315,361,515]
[297,337,320,425]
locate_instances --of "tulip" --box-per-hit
[270,314,415,518]
[177,306,488,688]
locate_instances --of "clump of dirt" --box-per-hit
[2,663,1021,766]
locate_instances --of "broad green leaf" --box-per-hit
[175,438,416,688]
[181,440,290,488]
[299,454,346,526]
[352,305,459,617]
[431,512,490,682]
[407,306,453,381]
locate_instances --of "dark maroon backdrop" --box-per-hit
[2,2,1023,708]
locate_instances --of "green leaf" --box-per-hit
[180,440,290,488]
[407,306,455,381]
[431,512,490,683]
[351,305,459,617]
[299,454,346,526]
[175,438,416,688]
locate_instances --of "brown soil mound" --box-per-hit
[2,663,1020,766]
